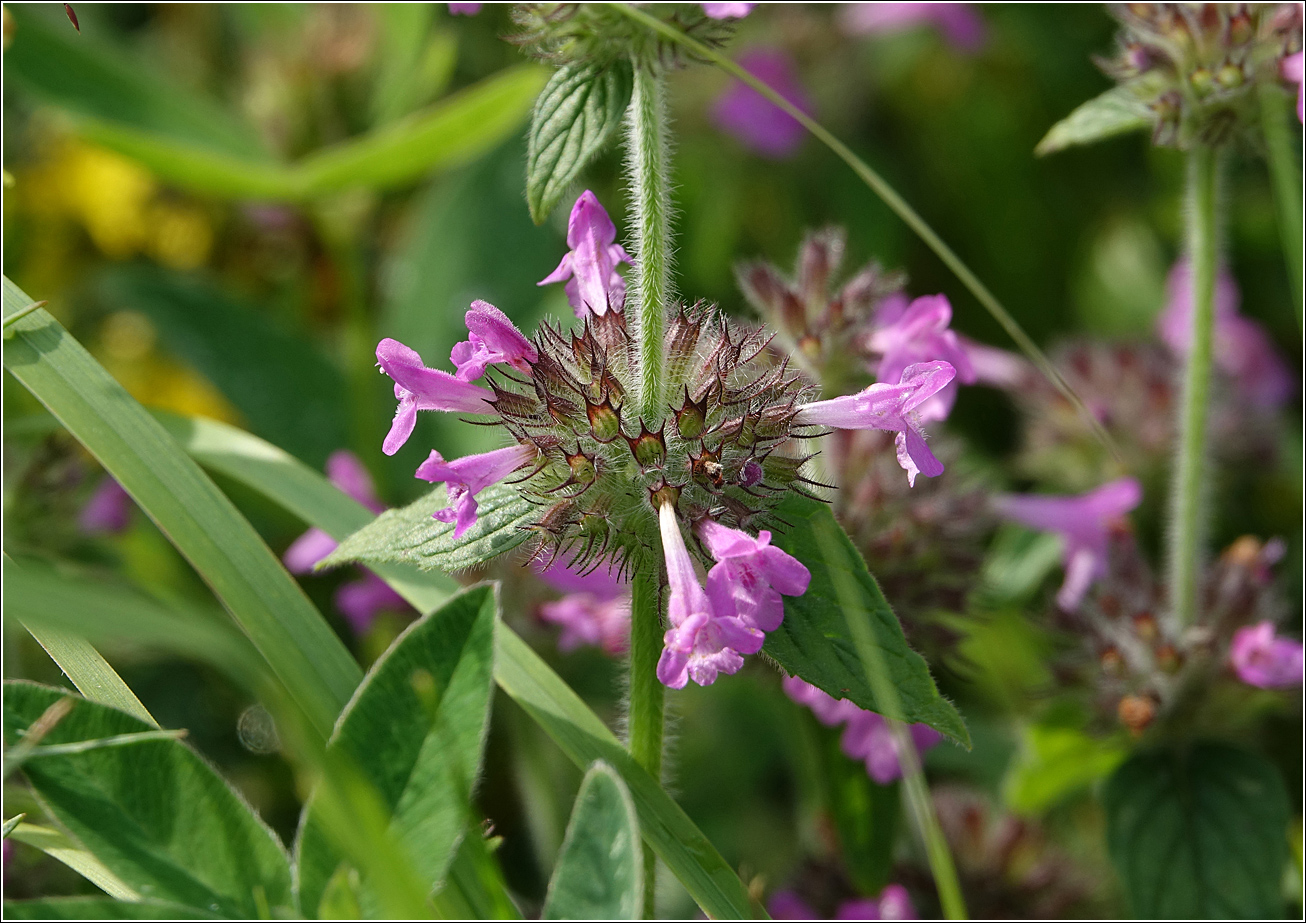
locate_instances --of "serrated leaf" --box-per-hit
[1103,742,1290,918]
[1035,79,1160,156]
[765,495,969,747]
[543,762,642,920]
[2,682,294,917]
[527,61,634,223]
[320,481,537,574]
[294,585,498,917]
[2,897,219,920]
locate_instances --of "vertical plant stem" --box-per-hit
[1259,82,1303,332]
[813,522,967,920]
[1168,145,1221,630]
[626,64,673,425]
[627,570,665,919]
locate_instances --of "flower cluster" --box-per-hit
[1098,3,1303,147]
[784,676,941,784]
[373,193,961,687]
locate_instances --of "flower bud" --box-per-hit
[675,390,708,440]
[586,398,622,443]
[626,422,667,469]
[1117,694,1156,736]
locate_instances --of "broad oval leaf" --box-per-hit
[1035,77,1165,156]
[543,762,642,921]
[1103,742,1290,918]
[294,584,498,917]
[765,494,969,747]
[320,480,537,574]
[527,61,634,223]
[2,682,294,918]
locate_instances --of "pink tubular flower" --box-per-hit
[416,443,536,539]
[995,477,1143,611]
[1157,260,1293,408]
[536,557,632,655]
[864,293,976,421]
[840,710,942,785]
[838,3,987,53]
[782,674,860,726]
[1230,621,1304,689]
[1283,51,1304,123]
[79,475,133,534]
[698,518,810,632]
[702,3,756,20]
[796,360,957,486]
[376,338,496,455]
[539,190,632,318]
[450,300,538,382]
[712,48,813,159]
[656,502,764,689]
[284,451,407,634]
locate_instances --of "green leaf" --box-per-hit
[2,897,219,920]
[294,65,548,197]
[320,481,538,575]
[146,414,756,920]
[543,762,642,920]
[95,267,348,468]
[7,822,139,901]
[371,7,457,126]
[1035,79,1162,156]
[527,62,634,223]
[818,728,900,895]
[431,831,522,920]
[1004,723,1127,816]
[495,630,759,920]
[3,682,294,917]
[766,495,969,747]
[1104,742,1290,918]
[294,585,498,917]
[3,278,361,741]
[2,5,267,158]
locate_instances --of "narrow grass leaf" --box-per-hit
[7,822,139,901]
[3,278,361,739]
[4,683,294,917]
[294,585,498,917]
[766,495,969,746]
[543,761,642,920]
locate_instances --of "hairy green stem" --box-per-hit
[609,2,1120,462]
[626,64,674,425]
[627,570,665,918]
[1259,82,1303,332]
[813,521,967,920]
[1168,146,1221,630]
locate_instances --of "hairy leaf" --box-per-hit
[320,481,537,574]
[294,585,497,917]
[543,762,642,920]
[3,683,294,917]
[1035,78,1161,156]
[527,61,634,223]
[1104,742,1290,918]
[766,495,969,747]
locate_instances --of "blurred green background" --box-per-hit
[3,3,1300,916]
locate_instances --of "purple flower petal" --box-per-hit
[702,2,756,19]
[838,3,987,53]
[770,890,819,920]
[698,519,810,632]
[1283,51,1304,123]
[79,476,133,535]
[415,443,536,539]
[1230,621,1304,688]
[447,3,481,14]
[874,884,916,921]
[540,591,632,655]
[326,450,385,513]
[995,477,1143,611]
[335,573,408,636]
[539,191,632,317]
[376,338,496,454]
[283,528,340,574]
[712,48,813,159]
[450,300,538,382]
[837,898,883,920]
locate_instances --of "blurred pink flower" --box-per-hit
[284,451,408,634]
[769,891,818,919]
[79,475,133,534]
[447,3,481,15]
[539,190,632,317]
[376,338,495,455]
[1156,260,1293,409]
[1282,51,1304,122]
[536,557,632,655]
[838,3,987,53]
[995,478,1143,611]
[702,2,756,18]
[712,48,813,159]
[1230,621,1304,688]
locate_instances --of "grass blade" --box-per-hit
[2,277,360,741]
[7,823,140,901]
